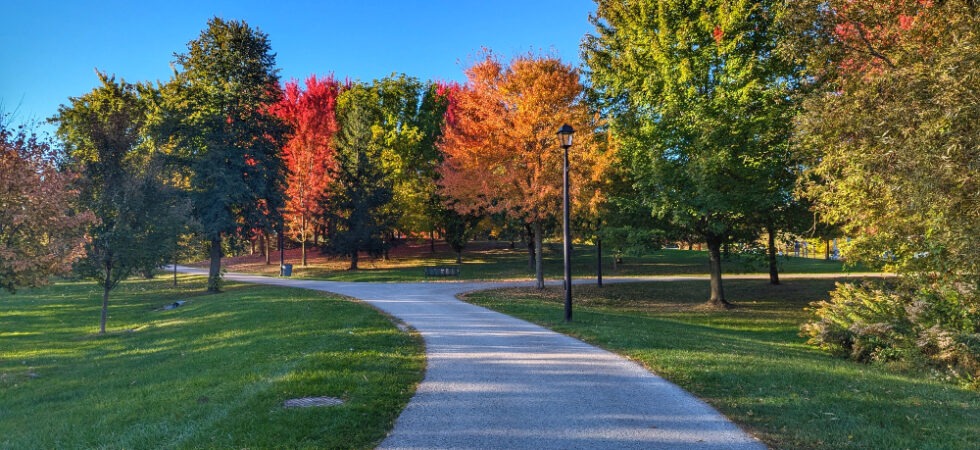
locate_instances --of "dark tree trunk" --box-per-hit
[349,251,359,271]
[596,238,603,287]
[430,230,436,253]
[534,220,544,289]
[825,240,831,260]
[525,223,536,271]
[208,237,222,292]
[706,235,730,308]
[455,250,462,264]
[767,224,780,285]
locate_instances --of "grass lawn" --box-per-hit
[214,241,855,282]
[0,276,423,449]
[463,279,980,450]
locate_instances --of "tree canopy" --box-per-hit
[54,73,186,333]
[0,118,92,293]
[170,17,287,291]
[438,53,606,288]
[583,0,800,306]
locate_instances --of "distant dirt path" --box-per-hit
[174,266,797,449]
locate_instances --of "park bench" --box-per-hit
[424,266,460,279]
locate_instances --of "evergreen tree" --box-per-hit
[170,17,286,291]
[321,85,395,270]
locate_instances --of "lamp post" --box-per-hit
[557,124,575,322]
[279,213,285,276]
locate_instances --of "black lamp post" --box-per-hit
[557,124,575,322]
[279,214,285,276]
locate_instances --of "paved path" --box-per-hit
[175,266,767,449]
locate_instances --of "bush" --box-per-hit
[803,279,980,388]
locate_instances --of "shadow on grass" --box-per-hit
[463,278,979,450]
[0,275,424,449]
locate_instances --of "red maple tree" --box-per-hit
[269,75,342,266]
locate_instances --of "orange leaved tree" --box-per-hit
[270,75,341,266]
[438,53,606,288]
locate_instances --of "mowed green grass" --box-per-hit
[228,242,853,282]
[464,279,980,450]
[0,276,423,449]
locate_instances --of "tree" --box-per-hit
[438,53,605,288]
[789,0,979,279]
[170,17,287,291]
[440,203,483,264]
[584,1,800,306]
[0,118,92,293]
[269,75,341,266]
[54,73,185,333]
[321,84,396,270]
[787,1,980,378]
[367,75,460,258]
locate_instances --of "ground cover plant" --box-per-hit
[212,241,852,282]
[463,279,980,450]
[0,276,423,449]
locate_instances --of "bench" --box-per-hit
[424,266,460,279]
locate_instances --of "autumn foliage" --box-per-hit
[438,53,605,223]
[0,122,93,292]
[270,75,342,265]
[829,0,940,76]
[437,53,607,286]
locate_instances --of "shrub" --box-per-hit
[803,279,980,388]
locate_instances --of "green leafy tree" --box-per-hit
[786,0,980,380]
[54,73,186,333]
[584,0,799,307]
[170,17,287,291]
[321,85,396,270]
[372,76,456,252]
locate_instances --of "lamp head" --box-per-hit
[557,124,574,148]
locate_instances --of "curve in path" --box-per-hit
[175,267,765,449]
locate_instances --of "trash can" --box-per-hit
[281,264,293,277]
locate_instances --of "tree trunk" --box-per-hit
[100,264,111,334]
[706,235,730,308]
[534,220,544,289]
[455,250,462,264]
[208,237,222,292]
[349,251,359,271]
[825,240,831,260]
[430,230,436,253]
[525,224,536,271]
[767,224,780,285]
[596,238,603,287]
[301,214,308,267]
[263,231,271,265]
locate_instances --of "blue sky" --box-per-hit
[1,0,597,133]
